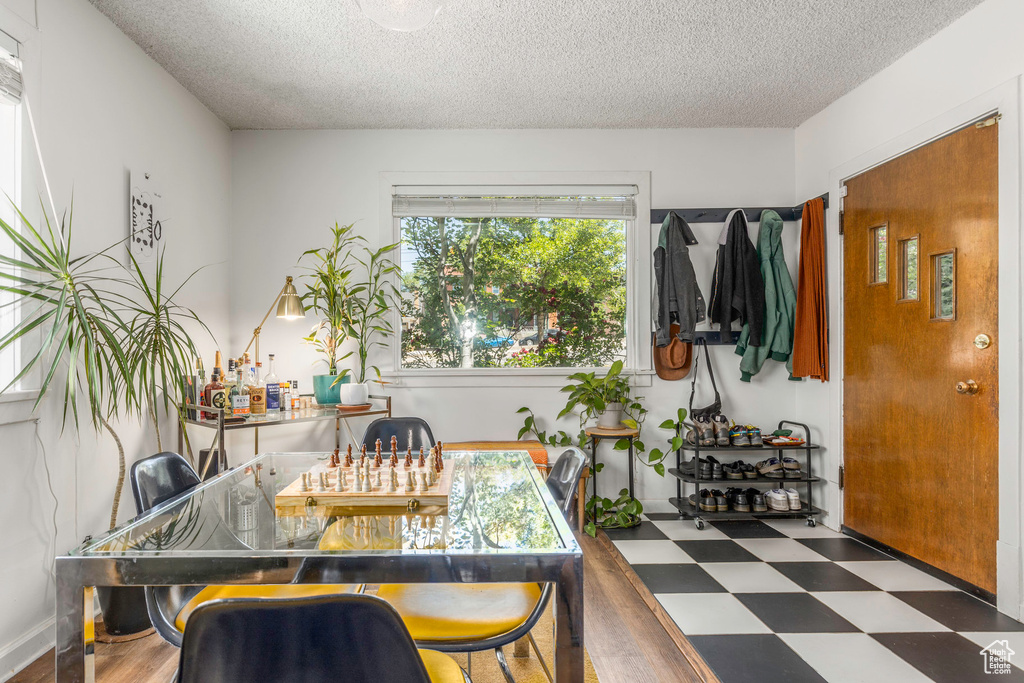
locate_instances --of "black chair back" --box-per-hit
[177,594,436,683]
[361,417,435,453]
[546,447,587,517]
[130,452,202,513]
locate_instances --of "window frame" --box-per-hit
[379,171,652,387]
[896,234,920,303]
[868,223,888,286]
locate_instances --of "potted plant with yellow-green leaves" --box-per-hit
[0,205,210,635]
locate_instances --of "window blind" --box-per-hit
[392,185,637,220]
[0,31,22,106]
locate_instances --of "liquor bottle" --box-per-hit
[265,354,281,412]
[229,359,249,417]
[290,380,301,411]
[223,358,237,398]
[280,378,292,413]
[243,353,255,386]
[203,351,226,420]
[249,361,267,415]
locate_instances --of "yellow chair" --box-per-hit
[376,447,587,683]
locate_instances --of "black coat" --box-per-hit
[654,211,705,345]
[708,210,764,346]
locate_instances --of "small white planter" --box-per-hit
[340,381,370,405]
[597,402,624,428]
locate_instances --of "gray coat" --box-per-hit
[654,211,706,346]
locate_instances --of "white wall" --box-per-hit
[793,0,1024,612]
[229,128,803,509]
[0,0,231,677]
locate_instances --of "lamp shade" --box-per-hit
[276,278,306,320]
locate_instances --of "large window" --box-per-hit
[394,187,636,370]
[0,32,22,391]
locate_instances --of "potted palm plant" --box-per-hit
[0,206,210,636]
[337,241,400,404]
[298,222,359,405]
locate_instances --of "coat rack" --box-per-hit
[652,193,829,345]
[650,192,829,225]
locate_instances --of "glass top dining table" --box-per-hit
[55,449,584,682]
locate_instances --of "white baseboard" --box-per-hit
[0,617,54,682]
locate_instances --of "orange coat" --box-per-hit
[791,197,829,381]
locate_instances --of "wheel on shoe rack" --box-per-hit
[695,518,705,530]
[806,517,816,527]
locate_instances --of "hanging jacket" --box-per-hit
[708,209,764,345]
[792,197,829,381]
[654,211,706,346]
[735,210,797,381]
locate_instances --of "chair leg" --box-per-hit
[494,646,516,683]
[527,631,553,683]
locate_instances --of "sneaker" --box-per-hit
[695,416,715,447]
[711,489,728,512]
[782,457,801,470]
[743,463,759,479]
[757,457,783,476]
[730,425,750,447]
[712,414,731,447]
[699,489,717,512]
[746,425,763,446]
[747,488,768,512]
[731,490,751,512]
[784,467,804,479]
[765,489,790,512]
[724,461,745,479]
[711,461,725,479]
[785,488,801,511]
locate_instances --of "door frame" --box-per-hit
[828,78,1022,617]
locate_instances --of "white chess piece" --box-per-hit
[361,473,371,492]
[299,472,309,492]
[316,472,327,492]
[418,471,428,492]
[405,471,415,492]
[387,470,397,493]
[374,471,382,488]
[336,470,346,492]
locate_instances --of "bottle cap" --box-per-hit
[291,380,298,387]
[256,361,263,367]
[269,353,275,360]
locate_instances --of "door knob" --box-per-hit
[956,380,979,395]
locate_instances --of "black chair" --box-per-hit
[177,594,470,683]
[361,416,435,453]
[129,452,360,648]
[376,447,587,683]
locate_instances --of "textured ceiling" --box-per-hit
[89,0,985,130]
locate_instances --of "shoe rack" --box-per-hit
[667,420,821,530]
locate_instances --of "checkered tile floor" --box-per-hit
[607,514,1024,683]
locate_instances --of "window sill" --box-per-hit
[382,368,653,389]
[0,389,39,405]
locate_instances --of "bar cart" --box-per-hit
[668,420,821,529]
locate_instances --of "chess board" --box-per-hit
[275,456,454,513]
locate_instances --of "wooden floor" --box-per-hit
[12,532,711,683]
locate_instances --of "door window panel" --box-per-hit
[931,250,956,320]
[870,225,888,284]
[899,237,919,301]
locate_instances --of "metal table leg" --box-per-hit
[55,561,93,683]
[554,554,584,682]
[627,436,635,500]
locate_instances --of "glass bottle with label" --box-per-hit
[265,354,281,413]
[249,361,267,415]
[230,358,250,417]
[290,381,301,411]
[203,351,226,420]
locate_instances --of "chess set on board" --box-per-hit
[274,438,454,513]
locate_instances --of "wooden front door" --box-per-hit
[842,120,999,594]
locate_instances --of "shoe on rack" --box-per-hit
[731,490,751,512]
[757,457,783,476]
[711,489,728,512]
[743,463,759,479]
[712,414,731,447]
[724,462,745,480]
[699,489,717,512]
[747,488,768,512]
[695,416,716,447]
[785,488,801,511]
[782,457,801,470]
[746,425,764,447]
[765,489,790,512]
[784,467,804,479]
[730,425,751,447]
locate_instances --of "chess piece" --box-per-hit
[361,473,371,493]
[360,443,367,464]
[418,447,426,468]
[375,438,382,458]
[391,452,398,468]
[345,444,353,468]
[427,467,436,486]
[316,472,327,492]
[336,470,346,492]
[405,446,413,467]
[387,469,397,493]
[299,472,310,492]
[390,435,398,455]
[418,471,428,492]
[405,471,415,492]
[437,441,443,457]
[374,471,382,488]
[329,448,340,468]
[375,451,383,468]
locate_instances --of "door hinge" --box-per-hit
[838,209,844,236]
[976,114,1002,129]
[838,465,845,490]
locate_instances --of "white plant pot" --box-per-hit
[597,403,624,429]
[340,381,370,405]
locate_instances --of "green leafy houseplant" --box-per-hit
[298,222,359,385]
[0,205,208,529]
[338,241,400,384]
[518,360,652,536]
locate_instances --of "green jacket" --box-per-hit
[735,210,797,381]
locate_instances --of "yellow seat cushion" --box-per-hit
[376,583,543,642]
[418,648,465,683]
[174,584,357,632]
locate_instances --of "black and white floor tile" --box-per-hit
[608,514,1024,683]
